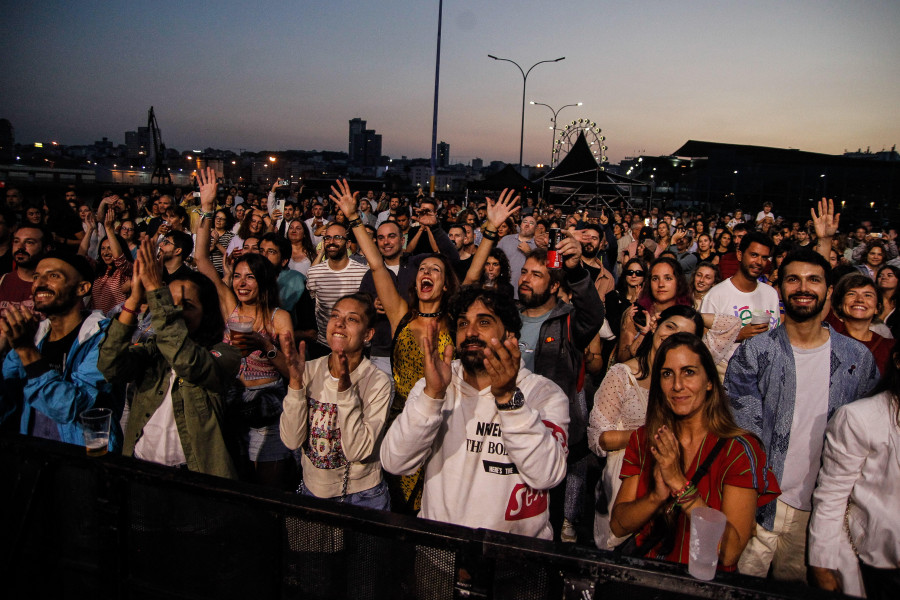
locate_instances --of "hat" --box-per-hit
[42,251,95,284]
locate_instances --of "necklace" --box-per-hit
[417,310,442,318]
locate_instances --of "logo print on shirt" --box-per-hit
[542,420,568,455]
[505,484,547,521]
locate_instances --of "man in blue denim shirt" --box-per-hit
[0,253,119,451]
[725,249,878,583]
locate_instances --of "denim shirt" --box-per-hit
[724,323,878,529]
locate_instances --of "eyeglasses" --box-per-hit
[624,270,645,277]
[322,235,346,242]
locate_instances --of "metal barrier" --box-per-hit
[0,433,832,600]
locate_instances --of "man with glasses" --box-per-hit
[306,223,370,358]
[159,230,194,284]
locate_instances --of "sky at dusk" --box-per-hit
[3,1,899,166]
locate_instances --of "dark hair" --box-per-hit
[12,223,51,250]
[260,232,291,269]
[95,233,133,278]
[646,332,746,442]
[732,222,750,235]
[864,240,887,265]
[481,247,512,287]
[166,229,194,258]
[739,231,775,254]
[237,211,264,240]
[634,305,705,379]
[406,254,460,317]
[617,257,648,295]
[449,284,523,340]
[523,247,565,289]
[232,252,280,327]
[287,218,316,260]
[42,250,94,285]
[636,256,693,311]
[876,264,900,306]
[166,205,189,230]
[779,248,833,288]
[715,229,733,251]
[832,273,880,320]
[214,208,234,230]
[334,292,377,330]
[693,260,722,290]
[169,270,226,347]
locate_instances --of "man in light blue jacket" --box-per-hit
[0,252,119,451]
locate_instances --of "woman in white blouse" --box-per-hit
[809,342,900,599]
[587,305,740,550]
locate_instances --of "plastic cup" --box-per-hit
[688,507,727,580]
[227,316,255,356]
[80,408,112,456]
[749,312,770,326]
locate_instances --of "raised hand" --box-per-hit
[329,178,359,221]
[137,238,164,292]
[128,245,146,303]
[1,305,39,350]
[485,188,521,229]
[281,334,306,389]
[103,205,116,230]
[556,228,584,269]
[811,197,840,240]
[196,167,217,212]
[483,335,521,402]
[420,320,453,399]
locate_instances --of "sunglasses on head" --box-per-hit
[624,269,645,277]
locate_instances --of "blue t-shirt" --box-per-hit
[518,312,552,372]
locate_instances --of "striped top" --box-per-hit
[306,259,370,344]
[620,428,780,567]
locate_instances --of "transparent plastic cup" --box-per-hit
[688,507,727,580]
[749,312,770,326]
[227,315,255,356]
[80,407,112,456]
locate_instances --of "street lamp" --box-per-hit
[530,100,582,168]
[488,54,565,171]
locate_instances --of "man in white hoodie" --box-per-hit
[380,285,569,539]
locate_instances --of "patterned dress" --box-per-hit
[389,322,453,511]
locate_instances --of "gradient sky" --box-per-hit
[3,1,899,166]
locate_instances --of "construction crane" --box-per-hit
[148,107,171,185]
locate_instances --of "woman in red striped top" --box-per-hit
[611,332,779,570]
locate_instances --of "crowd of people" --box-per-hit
[0,176,898,597]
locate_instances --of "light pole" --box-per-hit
[530,101,581,168]
[488,54,565,171]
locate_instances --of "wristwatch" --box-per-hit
[265,347,278,360]
[496,388,525,411]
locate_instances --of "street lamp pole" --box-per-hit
[530,101,582,168]
[488,54,565,172]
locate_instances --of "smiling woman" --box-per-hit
[825,272,892,375]
[609,333,779,569]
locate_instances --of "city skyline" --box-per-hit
[3,2,899,165]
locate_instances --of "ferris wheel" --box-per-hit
[552,118,608,169]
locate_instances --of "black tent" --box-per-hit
[467,164,534,195]
[540,133,647,209]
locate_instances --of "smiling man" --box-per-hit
[724,249,878,585]
[0,225,51,315]
[380,285,569,539]
[0,252,118,450]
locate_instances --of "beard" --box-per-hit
[518,284,553,309]
[783,292,827,323]
[325,243,345,259]
[581,245,599,259]
[33,285,81,316]
[458,336,487,374]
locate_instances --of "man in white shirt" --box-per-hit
[380,286,569,540]
[306,223,369,358]
[700,232,780,367]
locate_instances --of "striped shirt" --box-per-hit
[306,259,370,344]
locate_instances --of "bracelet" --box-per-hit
[482,228,499,241]
[670,481,693,499]
[347,216,363,229]
[200,211,215,220]
[120,305,139,316]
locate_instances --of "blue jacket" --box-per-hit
[1,311,121,451]
[724,323,878,529]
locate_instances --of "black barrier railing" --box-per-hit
[0,434,838,600]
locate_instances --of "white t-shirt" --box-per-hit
[700,278,781,360]
[780,339,831,510]
[133,369,187,467]
[756,210,774,223]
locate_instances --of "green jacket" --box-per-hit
[98,287,241,479]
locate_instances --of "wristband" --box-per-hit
[120,305,139,316]
[200,211,215,220]
[482,228,499,241]
[347,216,363,229]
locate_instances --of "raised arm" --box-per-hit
[103,209,125,260]
[330,179,408,332]
[194,167,237,315]
[463,189,520,285]
[811,197,839,263]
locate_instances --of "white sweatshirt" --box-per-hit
[280,356,392,498]
[380,361,569,540]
